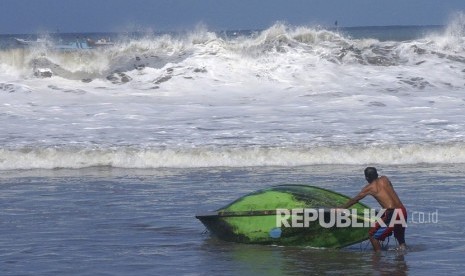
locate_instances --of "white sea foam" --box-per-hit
[1,144,465,170]
[1,20,465,169]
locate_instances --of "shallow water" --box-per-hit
[0,164,463,275]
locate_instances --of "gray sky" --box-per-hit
[1,0,465,34]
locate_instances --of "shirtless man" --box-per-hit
[341,167,407,252]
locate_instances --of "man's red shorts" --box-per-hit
[369,206,407,244]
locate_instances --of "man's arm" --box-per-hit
[340,184,373,209]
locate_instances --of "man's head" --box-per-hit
[364,167,378,183]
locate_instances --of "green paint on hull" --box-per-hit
[223,191,306,212]
[196,185,371,248]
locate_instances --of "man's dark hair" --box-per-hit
[364,167,378,183]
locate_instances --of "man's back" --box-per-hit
[370,176,404,209]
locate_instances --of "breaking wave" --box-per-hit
[2,18,465,171]
[1,20,464,84]
[1,143,465,170]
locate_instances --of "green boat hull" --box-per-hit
[196,185,371,248]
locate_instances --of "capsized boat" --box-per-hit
[54,41,92,50]
[196,185,371,248]
[86,38,114,47]
[15,38,96,50]
[14,38,50,46]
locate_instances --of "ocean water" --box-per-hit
[1,165,464,275]
[1,14,465,275]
